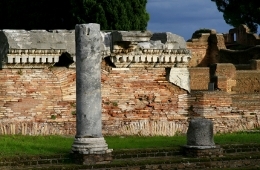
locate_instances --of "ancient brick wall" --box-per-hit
[219,46,260,65]
[0,68,76,135]
[189,67,209,90]
[187,34,210,67]
[232,70,260,93]
[0,64,260,136]
[0,65,192,136]
[190,91,232,117]
[187,32,226,67]
[101,66,190,136]
[226,25,260,46]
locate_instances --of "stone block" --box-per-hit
[210,63,236,79]
[151,32,186,49]
[251,59,260,70]
[168,67,190,92]
[72,152,112,165]
[111,31,152,42]
[186,118,215,146]
[182,146,223,158]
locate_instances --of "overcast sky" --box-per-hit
[146,0,232,40]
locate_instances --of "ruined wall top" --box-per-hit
[224,24,260,46]
[0,30,75,51]
[0,29,191,69]
[0,30,76,69]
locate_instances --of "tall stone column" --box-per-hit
[71,24,112,165]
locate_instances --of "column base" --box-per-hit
[182,145,223,158]
[71,137,113,165]
[72,152,112,165]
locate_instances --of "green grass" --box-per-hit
[0,132,260,157]
[0,135,74,157]
[214,132,260,145]
[105,135,186,150]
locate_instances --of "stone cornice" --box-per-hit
[8,49,66,55]
[110,54,191,68]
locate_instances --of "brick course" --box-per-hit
[0,62,260,136]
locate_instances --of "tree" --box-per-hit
[0,0,75,30]
[0,0,149,31]
[211,0,260,33]
[70,0,149,30]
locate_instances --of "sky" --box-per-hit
[146,0,233,40]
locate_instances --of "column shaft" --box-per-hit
[75,24,102,138]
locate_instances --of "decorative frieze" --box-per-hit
[109,31,191,68]
[0,30,76,68]
[0,30,192,69]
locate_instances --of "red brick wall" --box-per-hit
[101,67,190,135]
[0,66,191,136]
[187,42,209,67]
[0,68,76,135]
[0,64,260,136]
[190,91,232,117]
[233,70,260,93]
[189,68,210,90]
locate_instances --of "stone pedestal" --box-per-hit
[183,118,223,157]
[71,24,112,165]
[182,145,223,158]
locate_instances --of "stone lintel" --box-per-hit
[111,31,152,43]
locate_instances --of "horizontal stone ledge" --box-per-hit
[8,49,67,55]
[110,55,190,64]
[111,68,130,71]
[6,55,76,64]
[112,49,190,55]
[2,64,76,69]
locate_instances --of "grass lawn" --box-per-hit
[0,132,260,157]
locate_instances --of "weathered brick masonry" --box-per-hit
[1,27,260,136]
[0,68,76,135]
[101,65,189,136]
[0,65,191,136]
[0,64,260,136]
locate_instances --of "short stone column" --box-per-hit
[182,117,223,157]
[71,24,112,165]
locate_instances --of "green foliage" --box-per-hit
[70,0,149,30]
[0,0,149,30]
[191,28,212,38]
[193,28,212,35]
[16,69,23,75]
[50,115,56,120]
[0,0,75,30]
[211,0,260,33]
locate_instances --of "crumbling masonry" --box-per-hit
[0,24,260,136]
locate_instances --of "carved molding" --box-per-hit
[6,53,76,65]
[110,54,191,68]
[8,49,66,55]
